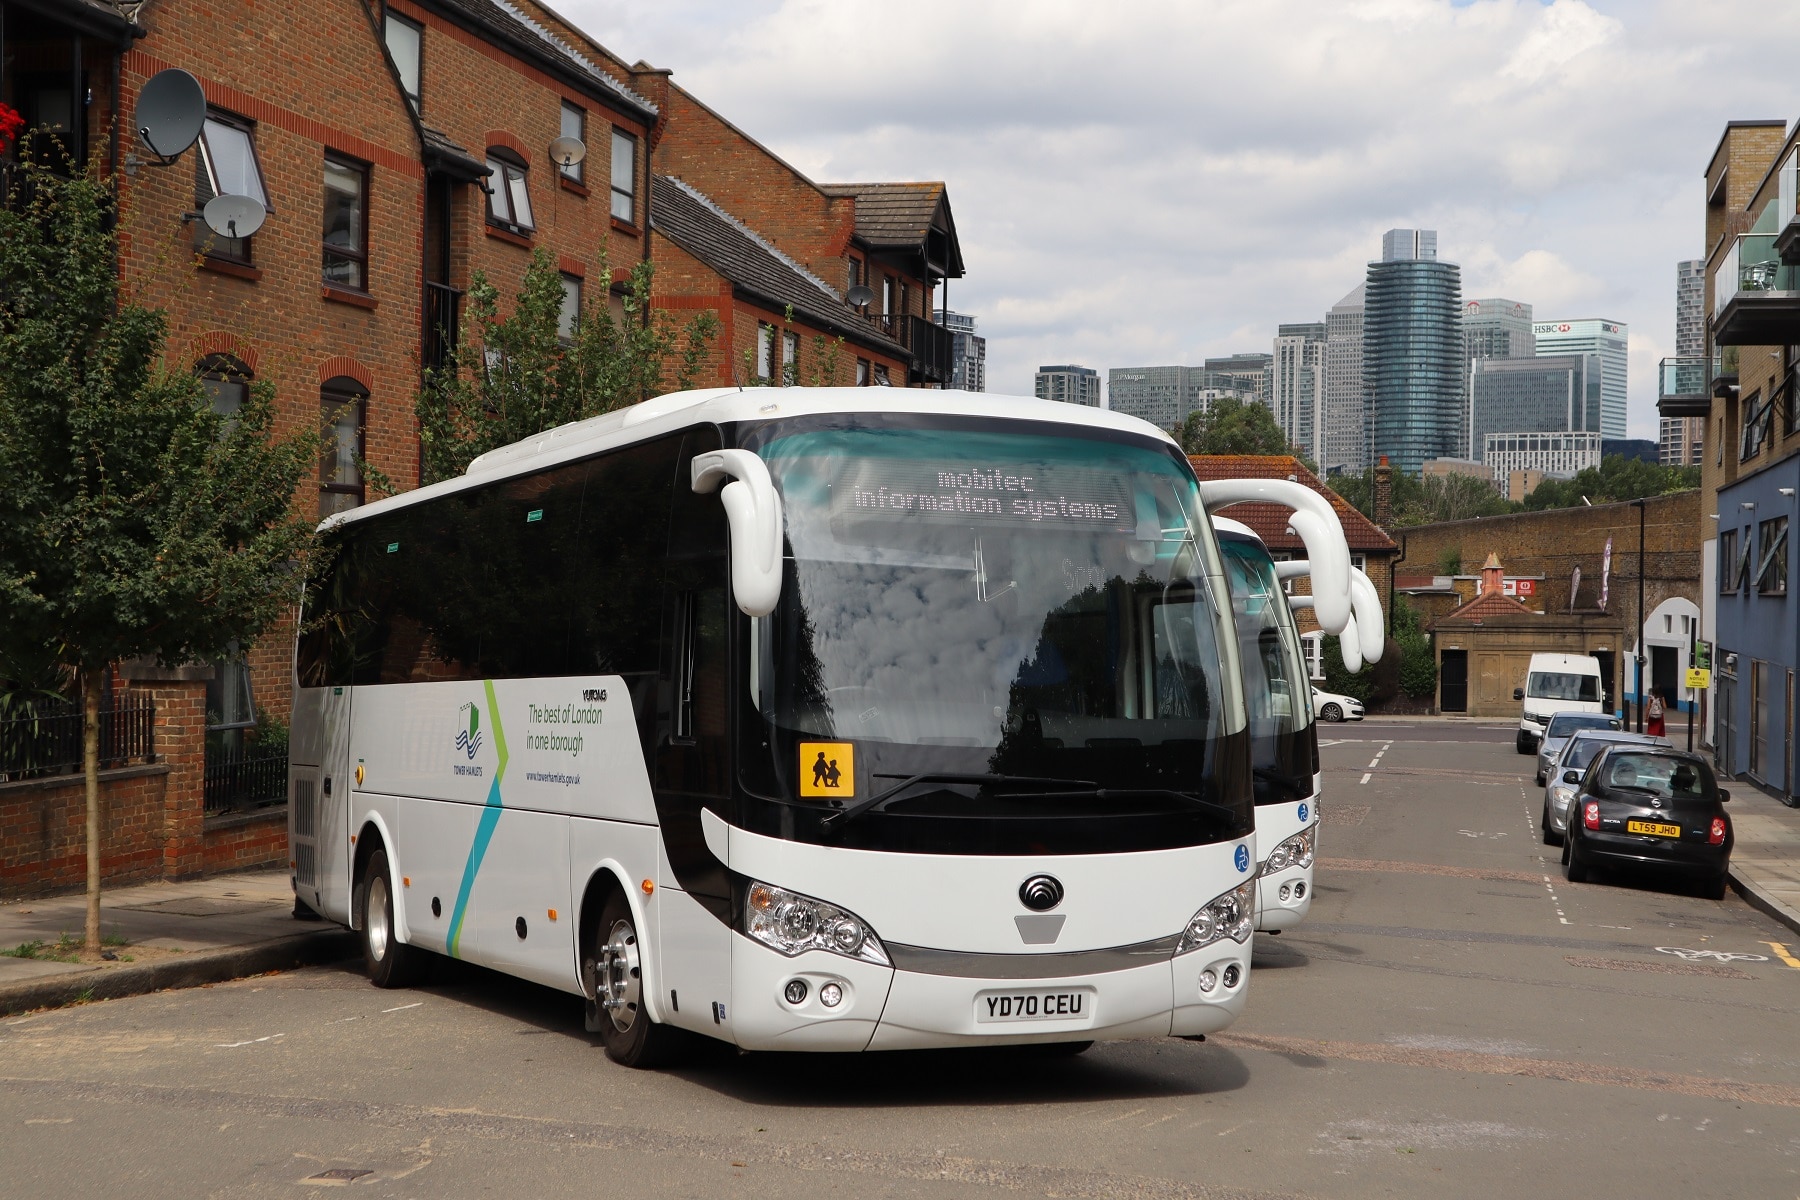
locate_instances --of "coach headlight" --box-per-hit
[745,880,890,966]
[1176,881,1255,955]
[1260,827,1315,876]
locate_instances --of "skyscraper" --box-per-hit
[1322,284,1365,473]
[1272,323,1326,462]
[1107,366,1256,432]
[1035,364,1101,407]
[942,311,986,392]
[1533,318,1628,439]
[1364,229,1464,474]
[1469,353,1603,457]
[1463,298,1535,362]
[1203,354,1274,410]
[1662,260,1706,465]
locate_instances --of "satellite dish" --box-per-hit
[549,135,586,168]
[202,194,266,240]
[137,68,206,160]
[847,283,875,308]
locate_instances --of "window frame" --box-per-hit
[855,357,870,386]
[322,151,371,293]
[558,273,583,343]
[384,11,424,113]
[485,148,535,235]
[755,322,777,381]
[193,110,272,265]
[196,353,253,421]
[1741,388,1772,461]
[610,127,637,223]
[1757,514,1789,595]
[319,379,369,518]
[559,102,585,184]
[781,329,800,386]
[1719,528,1739,593]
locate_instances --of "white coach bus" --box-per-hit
[290,387,1265,1065]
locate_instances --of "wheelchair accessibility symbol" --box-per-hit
[1234,844,1250,873]
[1298,802,1309,823]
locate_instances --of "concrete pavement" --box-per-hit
[0,867,351,1015]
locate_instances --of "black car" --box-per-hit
[1561,747,1733,900]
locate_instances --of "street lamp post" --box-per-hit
[1632,498,1646,734]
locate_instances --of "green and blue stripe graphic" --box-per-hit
[448,680,507,957]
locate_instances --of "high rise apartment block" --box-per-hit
[1322,284,1366,473]
[1203,354,1274,409]
[943,311,986,392]
[1364,229,1464,474]
[1272,323,1326,462]
[1533,318,1628,439]
[1037,364,1102,407]
[1107,366,1256,432]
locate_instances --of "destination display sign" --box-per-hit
[831,459,1138,534]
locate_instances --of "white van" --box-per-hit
[1515,652,1605,754]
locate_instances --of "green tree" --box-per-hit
[1521,455,1701,511]
[1328,465,1513,527]
[1392,597,1437,699]
[0,162,317,953]
[417,247,720,484]
[1179,396,1309,464]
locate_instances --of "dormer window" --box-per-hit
[385,13,423,112]
[485,148,534,234]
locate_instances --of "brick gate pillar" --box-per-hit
[119,661,213,879]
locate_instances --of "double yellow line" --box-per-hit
[1765,940,1800,969]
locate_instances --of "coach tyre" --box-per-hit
[361,847,426,988]
[589,889,683,1068]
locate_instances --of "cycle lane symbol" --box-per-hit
[1654,946,1770,964]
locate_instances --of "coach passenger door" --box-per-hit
[655,429,735,1032]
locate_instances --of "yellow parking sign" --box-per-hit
[1685,668,1710,690]
[800,742,855,798]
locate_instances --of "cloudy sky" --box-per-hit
[560,0,1800,441]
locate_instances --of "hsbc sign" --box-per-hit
[1533,321,1624,337]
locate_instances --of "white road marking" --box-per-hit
[382,1003,423,1013]
[215,1033,286,1048]
[1360,773,1372,785]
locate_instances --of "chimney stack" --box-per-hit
[1373,455,1393,528]
[1481,552,1504,597]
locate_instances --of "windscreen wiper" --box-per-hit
[1254,767,1309,800]
[821,773,1235,830]
[821,772,1097,831]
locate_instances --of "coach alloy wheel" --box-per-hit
[598,918,643,1033]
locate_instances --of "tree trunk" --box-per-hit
[82,665,102,956]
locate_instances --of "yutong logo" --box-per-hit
[454,702,484,770]
[1018,875,1064,911]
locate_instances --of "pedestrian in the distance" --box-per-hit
[1646,688,1666,738]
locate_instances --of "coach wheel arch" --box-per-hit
[349,821,385,932]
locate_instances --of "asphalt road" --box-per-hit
[4,723,1798,1198]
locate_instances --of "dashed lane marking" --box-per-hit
[1359,773,1372,785]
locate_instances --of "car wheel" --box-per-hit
[1321,703,1343,723]
[1701,873,1729,902]
[587,889,686,1069]
[361,847,427,989]
[1516,733,1534,755]
[1564,837,1589,884]
[1540,805,1561,847]
[1535,770,1546,787]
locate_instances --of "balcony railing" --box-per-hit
[1656,356,1709,418]
[860,312,955,385]
[423,281,463,376]
[1779,149,1800,264]
[1713,234,1800,345]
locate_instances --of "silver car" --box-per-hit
[1540,730,1670,845]
[1534,711,1625,785]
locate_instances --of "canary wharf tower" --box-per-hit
[1364,229,1464,475]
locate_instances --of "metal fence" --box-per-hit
[203,747,289,816]
[0,697,156,781]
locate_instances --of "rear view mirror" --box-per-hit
[1718,788,1731,802]
[691,449,784,617]
[1562,770,1581,785]
[1513,688,1525,701]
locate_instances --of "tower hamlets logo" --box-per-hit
[455,702,484,760]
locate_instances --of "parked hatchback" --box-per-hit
[1561,747,1732,899]
[1535,711,1624,786]
[1541,730,1669,845]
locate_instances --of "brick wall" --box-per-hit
[0,766,170,899]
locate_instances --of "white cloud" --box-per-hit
[562,0,1800,442]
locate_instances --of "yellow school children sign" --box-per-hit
[800,742,855,798]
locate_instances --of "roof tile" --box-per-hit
[1187,455,1398,553]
